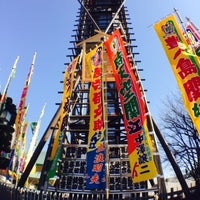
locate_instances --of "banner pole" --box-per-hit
[185,17,200,34]
[0,56,19,111]
[174,8,196,54]
[102,44,109,200]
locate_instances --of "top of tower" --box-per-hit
[76,0,129,38]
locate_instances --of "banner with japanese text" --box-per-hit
[185,21,200,57]
[154,15,200,136]
[47,56,79,179]
[104,29,157,183]
[85,44,106,189]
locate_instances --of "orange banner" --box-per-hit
[104,29,157,183]
[154,15,200,136]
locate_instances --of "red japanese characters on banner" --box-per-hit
[154,15,200,136]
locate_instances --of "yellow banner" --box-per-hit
[50,56,79,160]
[154,15,200,136]
[86,44,105,151]
[85,44,106,189]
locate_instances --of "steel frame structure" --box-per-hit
[18,1,173,199]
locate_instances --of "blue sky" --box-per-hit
[0,0,200,175]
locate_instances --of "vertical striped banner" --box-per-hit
[47,56,79,179]
[154,15,200,136]
[185,20,200,56]
[85,44,106,189]
[17,121,28,173]
[104,29,157,183]
[15,52,36,141]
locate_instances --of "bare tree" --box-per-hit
[160,92,200,189]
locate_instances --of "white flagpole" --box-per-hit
[186,17,200,34]
[0,56,19,110]
[26,103,46,165]
[174,8,196,54]
[26,52,37,87]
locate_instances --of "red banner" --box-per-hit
[104,29,157,183]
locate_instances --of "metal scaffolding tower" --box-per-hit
[53,0,164,199]
[19,0,169,199]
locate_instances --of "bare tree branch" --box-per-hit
[160,92,200,187]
